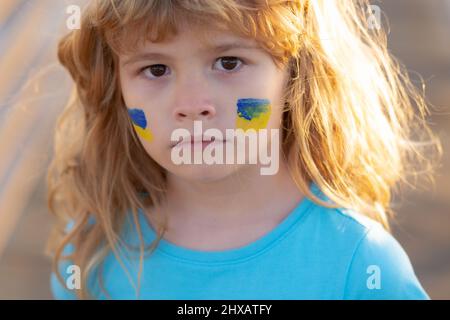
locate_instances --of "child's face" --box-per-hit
[119,22,290,182]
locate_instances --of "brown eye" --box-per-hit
[216,56,243,71]
[143,64,168,78]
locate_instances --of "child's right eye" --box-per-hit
[140,64,169,79]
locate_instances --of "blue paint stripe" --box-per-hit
[128,108,147,128]
[237,98,270,120]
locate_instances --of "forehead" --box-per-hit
[136,22,256,51]
[119,22,262,64]
[112,12,257,55]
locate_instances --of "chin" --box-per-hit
[167,163,242,183]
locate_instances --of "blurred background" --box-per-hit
[0,0,449,299]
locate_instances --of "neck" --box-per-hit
[161,160,304,230]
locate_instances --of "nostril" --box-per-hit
[200,110,209,116]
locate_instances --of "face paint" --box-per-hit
[235,98,271,131]
[128,108,154,142]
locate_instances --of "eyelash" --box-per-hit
[138,56,246,80]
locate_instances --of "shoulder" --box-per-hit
[304,186,429,299]
[50,231,78,300]
[50,214,134,300]
[49,219,81,300]
[307,183,383,241]
[321,208,429,299]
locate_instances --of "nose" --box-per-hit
[172,75,217,122]
[173,102,216,122]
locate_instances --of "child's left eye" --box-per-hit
[214,56,244,72]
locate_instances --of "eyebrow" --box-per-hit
[122,41,260,66]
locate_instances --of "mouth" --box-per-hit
[171,135,225,148]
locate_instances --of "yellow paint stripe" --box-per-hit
[133,124,153,142]
[236,105,271,131]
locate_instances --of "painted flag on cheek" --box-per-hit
[128,108,154,142]
[236,98,271,131]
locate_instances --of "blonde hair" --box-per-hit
[47,0,442,299]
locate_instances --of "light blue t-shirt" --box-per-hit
[51,183,429,299]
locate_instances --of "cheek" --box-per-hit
[127,108,154,142]
[235,98,272,131]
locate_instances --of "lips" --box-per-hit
[171,135,224,148]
